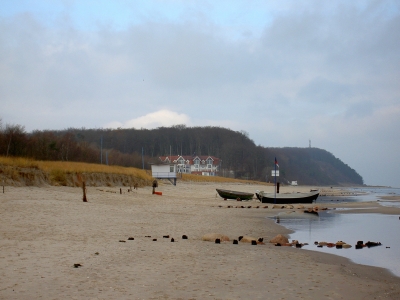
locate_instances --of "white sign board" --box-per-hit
[271,170,279,176]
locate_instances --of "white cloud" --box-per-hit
[104,110,191,129]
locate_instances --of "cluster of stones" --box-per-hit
[118,234,189,243]
[314,240,382,249]
[216,204,328,211]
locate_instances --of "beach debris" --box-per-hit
[145,235,151,238]
[315,240,351,249]
[152,238,157,241]
[163,235,170,238]
[215,238,221,244]
[171,238,175,242]
[272,204,284,209]
[270,234,289,245]
[238,236,263,244]
[233,239,238,244]
[73,263,82,268]
[127,237,134,240]
[202,233,229,242]
[182,235,188,239]
[365,241,382,248]
[119,240,126,242]
[95,252,99,255]
[251,240,257,245]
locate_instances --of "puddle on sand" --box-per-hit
[270,211,400,277]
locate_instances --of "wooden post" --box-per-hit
[152,179,158,194]
[2,179,4,193]
[82,181,87,202]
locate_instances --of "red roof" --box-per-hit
[159,155,220,165]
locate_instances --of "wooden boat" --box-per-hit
[255,190,319,204]
[216,189,254,200]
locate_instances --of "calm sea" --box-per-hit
[270,187,400,277]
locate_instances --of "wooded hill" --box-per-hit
[0,123,363,186]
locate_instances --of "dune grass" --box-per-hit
[0,156,270,185]
[0,156,152,181]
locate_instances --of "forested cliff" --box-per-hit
[0,123,363,186]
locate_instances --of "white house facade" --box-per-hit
[158,155,221,176]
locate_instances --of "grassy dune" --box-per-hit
[0,156,270,186]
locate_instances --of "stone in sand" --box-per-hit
[270,234,289,244]
[202,233,230,242]
[239,236,259,243]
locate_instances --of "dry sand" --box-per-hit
[1,182,400,299]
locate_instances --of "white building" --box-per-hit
[158,155,221,176]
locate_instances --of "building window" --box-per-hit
[170,165,174,172]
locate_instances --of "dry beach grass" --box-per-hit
[1,181,400,299]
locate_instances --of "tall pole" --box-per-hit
[274,157,276,204]
[142,147,144,169]
[100,135,103,164]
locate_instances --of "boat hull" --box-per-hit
[255,191,319,204]
[216,189,254,200]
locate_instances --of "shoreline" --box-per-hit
[1,183,400,299]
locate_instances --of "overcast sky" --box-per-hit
[1,1,399,187]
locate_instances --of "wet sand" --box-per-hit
[1,182,399,299]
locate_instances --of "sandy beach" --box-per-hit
[1,182,400,299]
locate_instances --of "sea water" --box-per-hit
[270,187,400,277]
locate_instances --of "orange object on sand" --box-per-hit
[154,191,162,195]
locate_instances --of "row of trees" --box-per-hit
[0,119,143,168]
[0,119,363,185]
